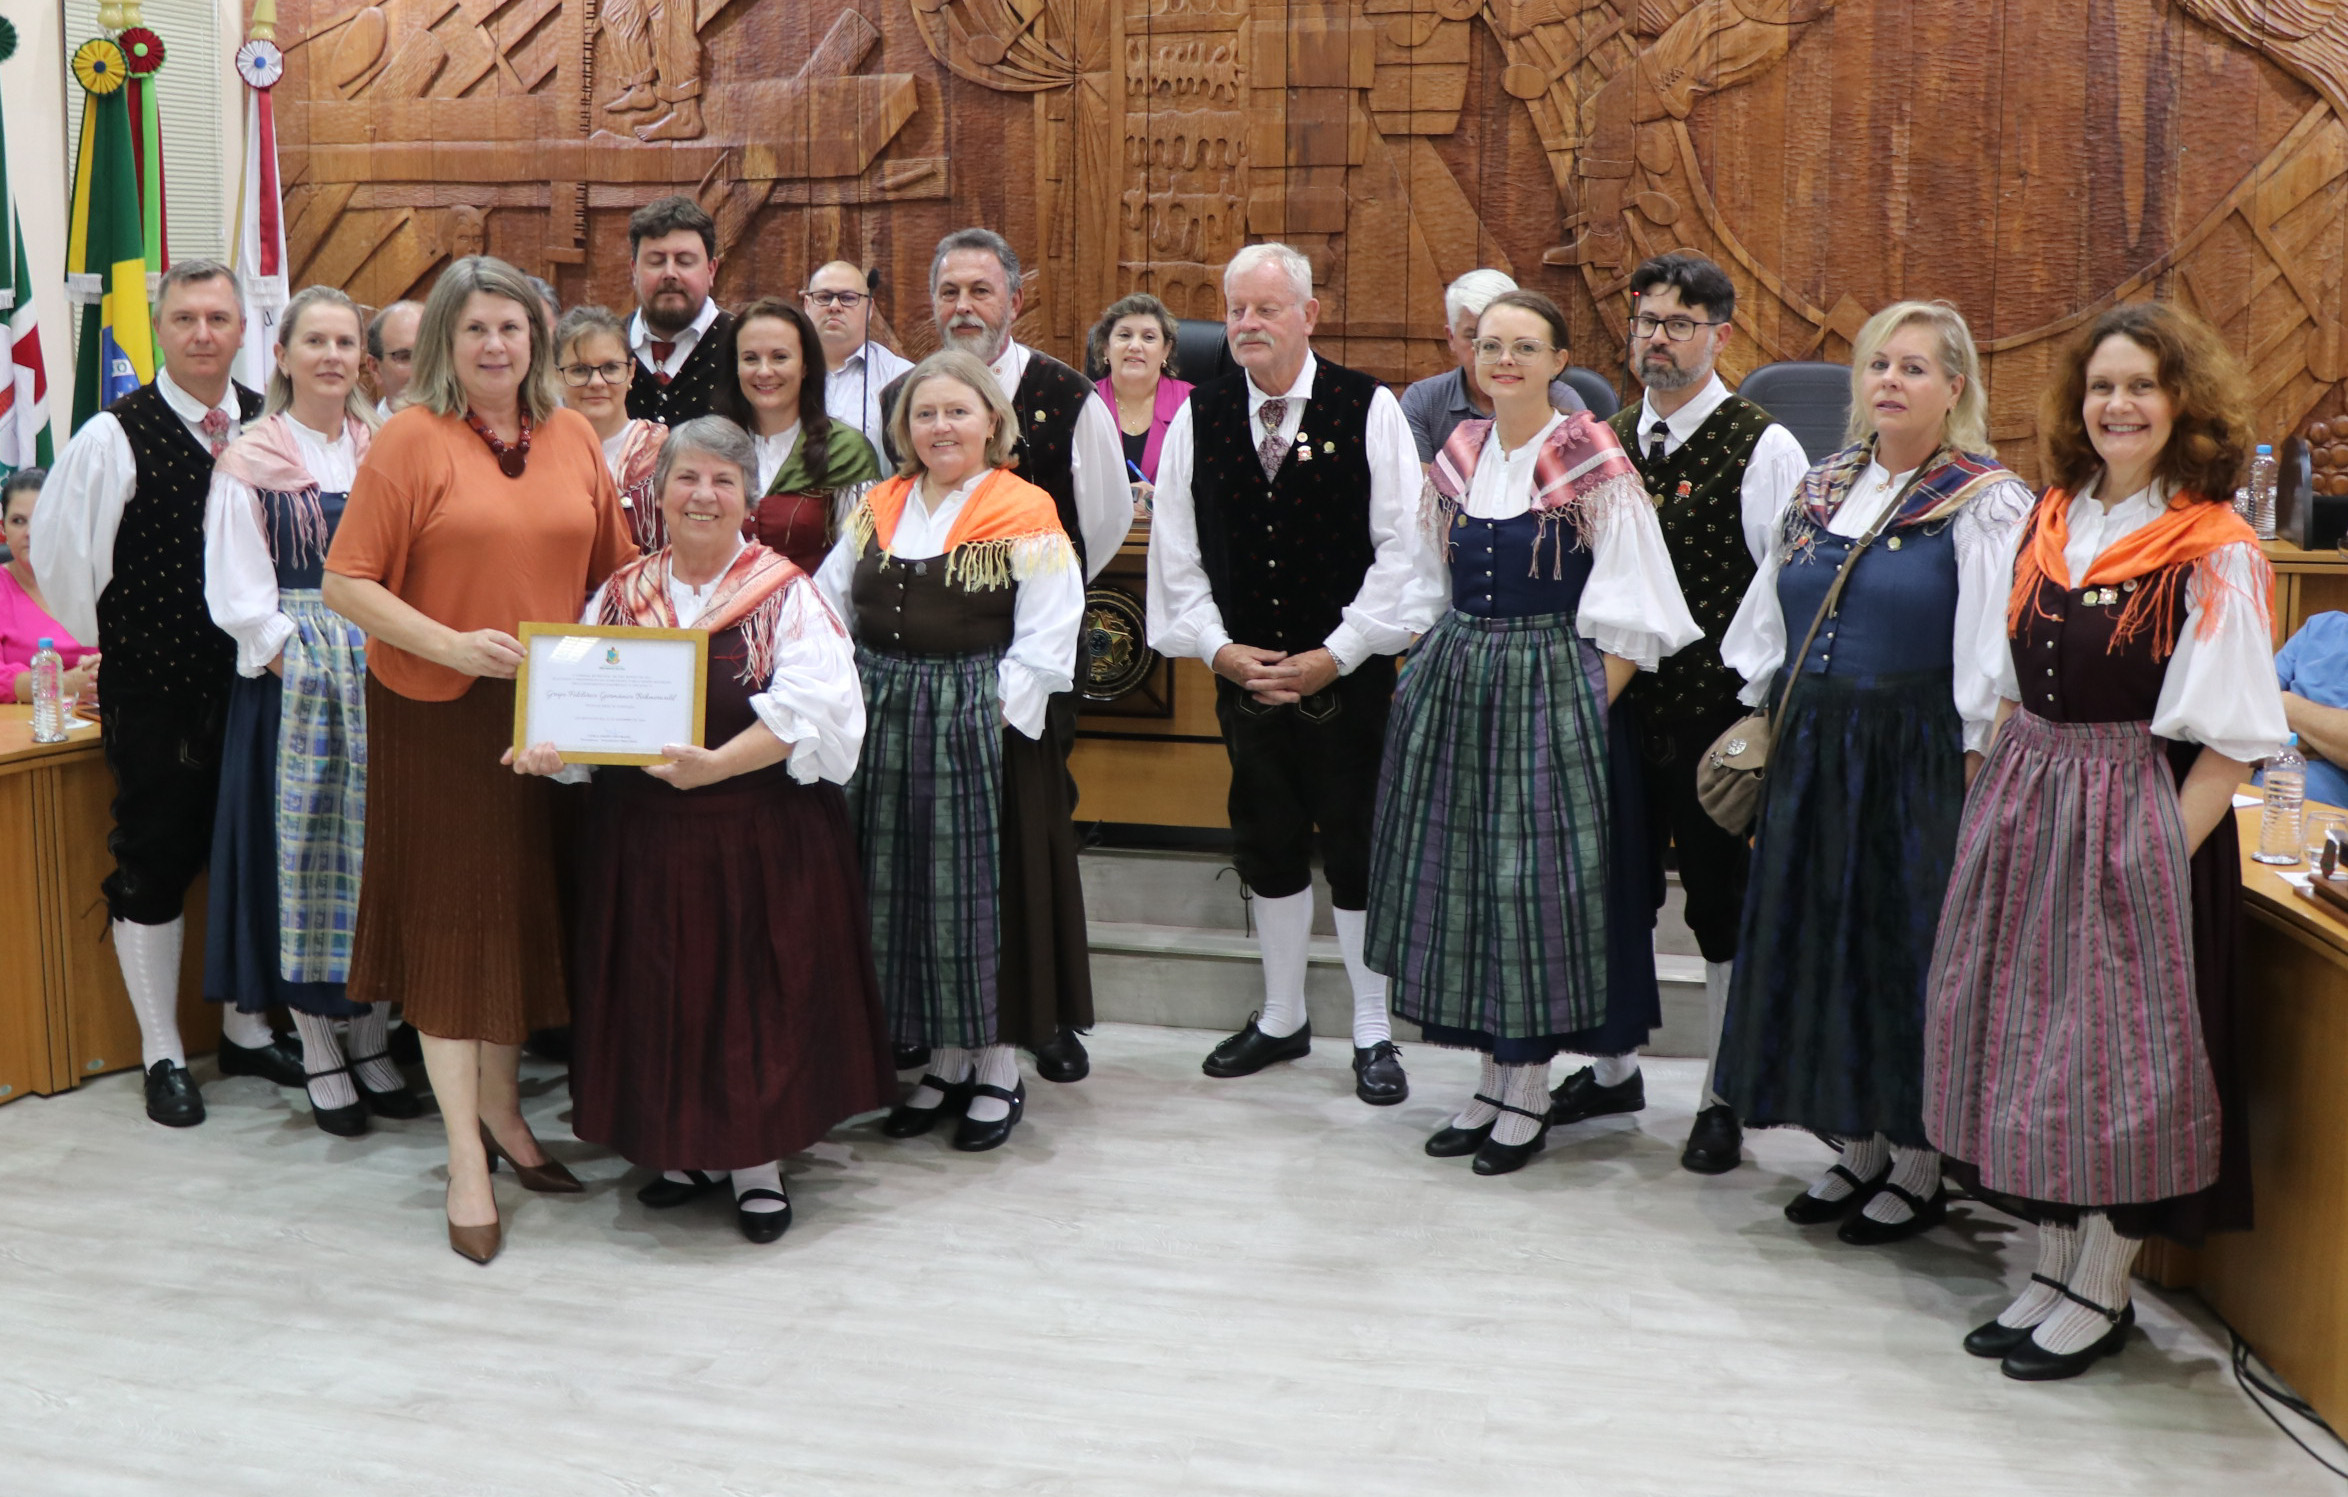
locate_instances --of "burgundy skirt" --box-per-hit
[567,766,896,1171]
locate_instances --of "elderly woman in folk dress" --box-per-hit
[509,416,894,1244]
[1713,301,2034,1245]
[815,349,1089,1152]
[204,285,420,1136]
[1366,290,1698,1175]
[1925,304,2285,1381]
[554,305,669,552]
[711,297,882,574]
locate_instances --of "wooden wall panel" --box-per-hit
[270,0,2348,481]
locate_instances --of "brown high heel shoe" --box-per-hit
[478,1120,583,1193]
[446,1184,502,1265]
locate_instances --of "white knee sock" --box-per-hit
[964,1044,1020,1123]
[661,1168,729,1186]
[1860,1144,1942,1224]
[1491,1061,1552,1146]
[113,917,187,1068]
[2032,1212,2141,1355]
[345,1007,404,1094]
[290,1012,357,1110]
[904,1046,974,1109]
[1252,889,1314,1039]
[1330,908,1390,1048]
[1591,1053,1640,1087]
[1805,1133,1888,1202]
[1701,960,1733,1107]
[732,1160,786,1213]
[1451,1054,1503,1129]
[219,1005,273,1050]
[1995,1220,2081,1329]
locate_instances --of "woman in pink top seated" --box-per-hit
[0,469,98,704]
[1086,293,1193,513]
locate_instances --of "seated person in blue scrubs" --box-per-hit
[2278,611,2348,806]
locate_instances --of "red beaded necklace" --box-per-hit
[465,407,532,478]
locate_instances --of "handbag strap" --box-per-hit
[1769,461,1939,721]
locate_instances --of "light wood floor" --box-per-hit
[3,1025,2332,1496]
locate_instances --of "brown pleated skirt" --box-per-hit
[348,674,568,1043]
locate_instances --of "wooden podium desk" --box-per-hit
[2263,539,2348,646]
[0,705,216,1108]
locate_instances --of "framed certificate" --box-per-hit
[513,623,708,766]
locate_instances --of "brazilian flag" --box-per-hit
[66,37,153,433]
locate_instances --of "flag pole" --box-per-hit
[232,0,288,392]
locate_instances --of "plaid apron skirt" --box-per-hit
[1365,610,1611,1040]
[274,589,368,984]
[1924,709,2221,1205]
[848,645,1007,1050]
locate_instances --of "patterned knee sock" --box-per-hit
[1591,1053,1639,1088]
[732,1160,786,1214]
[291,1012,357,1111]
[220,1005,274,1050]
[1860,1144,1942,1224]
[1252,890,1315,1039]
[114,919,187,1068]
[1451,1055,1503,1130]
[2032,1212,2141,1356]
[964,1045,1020,1123]
[1996,1221,2081,1329]
[1330,908,1390,1047]
[904,1046,974,1110]
[1491,1062,1552,1146]
[1805,1134,1888,1202]
[344,1006,404,1094]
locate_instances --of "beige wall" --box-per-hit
[4,1,77,414]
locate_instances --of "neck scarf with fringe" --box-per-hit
[1422,411,1644,576]
[846,467,1072,591]
[1794,438,2010,535]
[2007,483,2270,659]
[596,540,803,685]
[211,412,374,564]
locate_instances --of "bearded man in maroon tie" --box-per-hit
[623,195,733,427]
[32,259,300,1127]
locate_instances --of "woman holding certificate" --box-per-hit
[324,256,634,1265]
[509,415,895,1244]
[815,349,1086,1153]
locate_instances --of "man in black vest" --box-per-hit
[624,195,734,427]
[35,260,305,1126]
[877,228,1132,1085]
[1147,242,1437,1107]
[1552,250,1808,1172]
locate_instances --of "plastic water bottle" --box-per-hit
[2249,443,2278,540]
[2257,733,2307,865]
[28,637,66,743]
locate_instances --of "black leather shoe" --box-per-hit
[952,1080,1025,1152]
[892,1043,931,1072]
[1547,1066,1644,1125]
[1032,1027,1090,1083]
[144,1060,205,1127]
[1201,1015,1310,1078]
[880,1074,972,1138]
[1783,1160,1891,1225]
[386,1020,424,1067]
[1352,1041,1408,1105]
[1837,1182,1948,1245]
[1472,1101,1551,1175]
[1963,1275,2076,1358]
[1681,1104,1743,1174]
[636,1170,726,1209]
[217,1033,308,1088]
[736,1185,792,1244]
[349,1053,424,1119]
[524,1026,572,1065]
[1425,1102,1499,1158]
[2001,1299,2135,1382]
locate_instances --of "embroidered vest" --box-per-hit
[99,380,264,698]
[1610,394,1776,724]
[626,309,736,427]
[1190,361,1381,654]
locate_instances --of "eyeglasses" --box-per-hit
[560,361,629,387]
[1472,338,1558,363]
[803,290,869,310]
[1629,314,1725,342]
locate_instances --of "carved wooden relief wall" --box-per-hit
[271,0,2348,482]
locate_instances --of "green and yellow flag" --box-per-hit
[66,37,153,433]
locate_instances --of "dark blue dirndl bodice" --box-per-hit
[1773,512,1959,685]
[1447,510,1592,619]
[272,490,347,586]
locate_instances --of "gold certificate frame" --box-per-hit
[512,622,709,767]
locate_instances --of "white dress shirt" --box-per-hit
[629,297,722,380]
[1631,374,1811,566]
[580,536,868,786]
[989,340,1132,581]
[751,423,802,497]
[824,340,914,455]
[814,470,1083,739]
[1408,413,1702,669]
[1720,459,2033,750]
[1974,475,2287,764]
[204,418,357,677]
[1147,352,1441,672]
[35,368,246,645]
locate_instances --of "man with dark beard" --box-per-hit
[624,196,732,427]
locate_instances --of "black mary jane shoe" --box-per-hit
[304,1065,369,1138]
[217,1032,309,1089]
[880,1074,974,1139]
[1837,1181,1948,1245]
[1681,1103,1744,1175]
[952,1081,1026,1153]
[1782,1161,1892,1226]
[1471,1101,1551,1176]
[891,1042,932,1072]
[349,1052,424,1120]
[736,1185,793,1244]
[1547,1065,1644,1126]
[1032,1027,1091,1083]
[1352,1041,1408,1105]
[637,1170,728,1209]
[1202,1015,1311,1079]
[144,1060,205,1128]
[2001,1293,2136,1382]
[1425,1099,1501,1158]
[1963,1275,2072,1358]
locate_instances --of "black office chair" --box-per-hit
[2277,434,2317,548]
[1559,366,1620,421]
[1736,361,1852,463]
[1174,319,1237,386]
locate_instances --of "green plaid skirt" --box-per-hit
[847,645,1007,1050]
